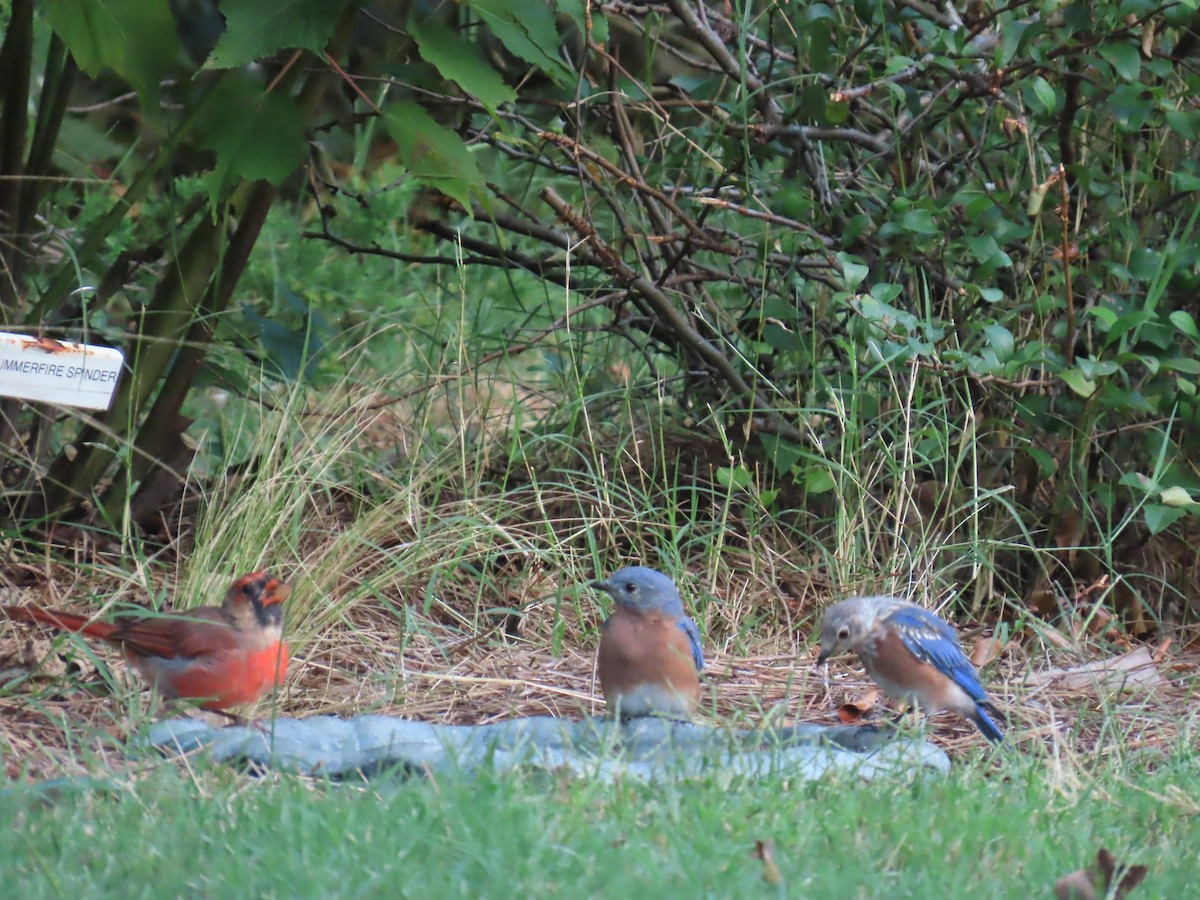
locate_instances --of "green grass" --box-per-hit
[4,753,1198,897]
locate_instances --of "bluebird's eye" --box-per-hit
[623,582,637,594]
[837,626,850,640]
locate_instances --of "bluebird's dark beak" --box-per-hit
[816,649,829,666]
[589,579,613,594]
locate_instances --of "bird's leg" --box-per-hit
[889,702,930,742]
[209,708,279,734]
[208,707,250,726]
[160,699,267,732]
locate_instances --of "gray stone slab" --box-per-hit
[144,715,951,782]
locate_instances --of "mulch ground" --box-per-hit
[3,577,1197,781]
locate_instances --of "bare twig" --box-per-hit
[541,186,805,442]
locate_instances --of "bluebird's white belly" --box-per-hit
[608,683,693,719]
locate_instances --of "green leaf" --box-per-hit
[965,235,1000,263]
[761,434,803,474]
[1127,247,1161,281]
[383,102,486,209]
[809,19,833,73]
[1164,109,1199,141]
[1144,503,1188,535]
[53,116,129,175]
[1124,352,1159,375]
[838,254,870,290]
[1025,446,1057,478]
[1028,76,1057,114]
[469,0,574,86]
[1173,171,1200,192]
[805,467,836,495]
[1099,41,1141,81]
[43,0,180,111]
[1159,356,1200,374]
[1076,357,1118,379]
[997,20,1029,66]
[893,208,940,235]
[982,324,1015,360]
[1089,306,1119,331]
[1106,309,1153,343]
[557,0,607,44]
[1108,84,1154,131]
[869,283,903,303]
[409,18,517,113]
[241,290,329,383]
[198,81,306,205]
[825,99,850,124]
[762,324,800,352]
[857,295,919,333]
[207,0,344,68]
[1119,471,1156,493]
[1170,310,1199,339]
[717,465,753,491]
[1060,368,1097,397]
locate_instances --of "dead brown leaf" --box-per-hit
[1081,605,1116,638]
[1072,576,1110,604]
[970,635,1004,668]
[1055,508,1086,551]
[751,839,783,886]
[837,689,880,724]
[912,480,950,520]
[1050,241,1082,262]
[1150,638,1172,665]
[1023,616,1076,650]
[1025,584,1062,620]
[1141,19,1156,58]
[1026,646,1166,693]
[1113,582,1153,637]
[1002,116,1027,137]
[1054,847,1147,900]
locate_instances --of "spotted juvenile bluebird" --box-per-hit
[591,566,704,720]
[817,595,1004,742]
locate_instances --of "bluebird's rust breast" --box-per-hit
[859,628,975,716]
[598,609,701,719]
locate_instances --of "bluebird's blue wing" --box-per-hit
[677,616,705,672]
[886,605,988,704]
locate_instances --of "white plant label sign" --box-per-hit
[0,331,124,411]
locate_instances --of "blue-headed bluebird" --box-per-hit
[591,566,705,720]
[817,595,1004,742]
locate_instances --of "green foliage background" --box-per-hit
[2,0,1200,622]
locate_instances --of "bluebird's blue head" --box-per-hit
[590,566,685,617]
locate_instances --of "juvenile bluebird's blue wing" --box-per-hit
[885,605,988,704]
[677,616,705,671]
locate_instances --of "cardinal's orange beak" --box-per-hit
[262,580,291,605]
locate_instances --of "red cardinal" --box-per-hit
[1,571,290,710]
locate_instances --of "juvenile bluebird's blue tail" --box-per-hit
[972,703,1004,743]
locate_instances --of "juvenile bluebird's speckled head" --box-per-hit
[590,566,686,617]
[816,595,901,663]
